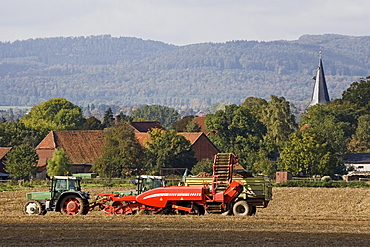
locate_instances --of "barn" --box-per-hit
[36,129,219,178]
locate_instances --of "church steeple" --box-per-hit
[309,52,330,106]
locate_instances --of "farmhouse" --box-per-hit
[343,153,370,172]
[36,129,219,178]
[36,130,105,178]
[135,132,219,162]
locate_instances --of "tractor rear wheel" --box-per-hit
[24,200,46,215]
[232,200,251,217]
[60,195,88,215]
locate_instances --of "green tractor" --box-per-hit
[24,176,90,215]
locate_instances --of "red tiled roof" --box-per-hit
[135,132,204,146]
[130,122,166,133]
[37,130,105,164]
[0,147,12,159]
[135,133,151,146]
[193,116,209,135]
[177,132,203,144]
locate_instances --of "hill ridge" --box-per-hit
[0,34,369,110]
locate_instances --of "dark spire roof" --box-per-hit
[309,56,330,106]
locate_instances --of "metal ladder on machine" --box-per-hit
[207,153,235,213]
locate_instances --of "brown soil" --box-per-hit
[1,187,370,246]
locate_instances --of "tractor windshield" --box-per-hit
[68,179,80,191]
[55,179,80,191]
[138,176,166,193]
[55,179,67,191]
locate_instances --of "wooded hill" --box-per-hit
[1,34,369,111]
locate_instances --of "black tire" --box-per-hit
[232,200,251,217]
[250,206,257,216]
[59,195,88,215]
[191,204,205,215]
[24,200,46,215]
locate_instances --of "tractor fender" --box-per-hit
[55,191,89,212]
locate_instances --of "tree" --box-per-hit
[102,107,115,128]
[4,145,38,179]
[145,129,196,172]
[240,97,267,117]
[0,121,43,147]
[20,98,85,137]
[170,116,200,132]
[170,116,194,131]
[92,122,146,178]
[341,76,370,111]
[81,116,103,130]
[131,105,180,128]
[205,104,266,168]
[279,131,340,176]
[248,149,277,176]
[47,148,71,177]
[348,114,370,152]
[119,112,133,122]
[191,159,213,175]
[301,102,358,154]
[259,95,297,152]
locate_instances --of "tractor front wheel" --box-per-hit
[24,200,46,215]
[60,195,88,215]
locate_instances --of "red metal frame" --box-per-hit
[88,153,243,215]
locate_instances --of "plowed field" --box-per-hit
[1,187,370,246]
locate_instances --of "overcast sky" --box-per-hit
[1,0,370,45]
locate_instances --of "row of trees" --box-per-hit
[0,99,196,179]
[2,76,370,179]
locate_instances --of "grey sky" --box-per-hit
[1,0,369,45]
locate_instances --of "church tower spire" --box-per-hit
[309,52,330,106]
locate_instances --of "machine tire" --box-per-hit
[250,206,257,216]
[59,195,88,215]
[232,200,251,217]
[192,204,205,215]
[24,200,46,215]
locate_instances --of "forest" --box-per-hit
[1,34,370,111]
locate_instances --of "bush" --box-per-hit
[191,159,213,175]
[275,180,370,188]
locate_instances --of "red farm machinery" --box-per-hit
[24,153,252,216]
[89,153,243,215]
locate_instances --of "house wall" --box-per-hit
[0,158,7,174]
[36,149,92,175]
[36,149,55,165]
[191,135,219,161]
[72,164,92,174]
[345,163,370,172]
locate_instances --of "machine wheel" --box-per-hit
[112,201,126,215]
[60,195,88,215]
[191,204,205,215]
[250,206,257,216]
[232,200,251,217]
[24,200,46,215]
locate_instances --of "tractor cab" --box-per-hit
[136,175,166,194]
[51,176,82,200]
[114,175,166,196]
